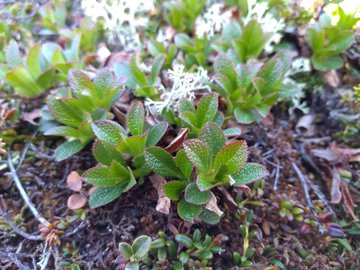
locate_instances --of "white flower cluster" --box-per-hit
[243,0,285,53]
[195,3,232,38]
[81,0,154,49]
[145,65,211,115]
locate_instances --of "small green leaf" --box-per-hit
[119,242,133,259]
[231,163,268,185]
[177,199,202,222]
[5,66,42,98]
[89,185,125,208]
[44,126,81,138]
[68,69,95,97]
[199,209,220,225]
[26,44,42,78]
[92,140,124,166]
[184,182,211,205]
[125,263,139,270]
[199,122,225,159]
[163,181,187,201]
[110,160,130,180]
[175,149,193,179]
[82,167,121,187]
[183,139,209,172]
[127,101,145,136]
[175,234,193,249]
[196,94,218,128]
[198,249,213,260]
[145,147,182,178]
[234,108,255,124]
[214,141,248,175]
[196,173,217,191]
[146,122,168,147]
[117,135,147,156]
[92,120,123,145]
[132,235,152,258]
[55,140,87,161]
[47,97,86,127]
[130,55,147,86]
[150,54,165,84]
[6,41,22,68]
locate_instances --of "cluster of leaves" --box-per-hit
[145,121,267,224]
[174,33,211,68]
[213,52,294,123]
[307,7,359,71]
[3,38,81,98]
[81,101,168,208]
[114,55,165,98]
[45,69,122,161]
[118,229,222,269]
[163,0,206,34]
[214,20,271,63]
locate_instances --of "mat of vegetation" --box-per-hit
[0,0,359,269]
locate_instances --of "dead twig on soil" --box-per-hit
[6,149,49,226]
[292,162,325,234]
[0,212,43,241]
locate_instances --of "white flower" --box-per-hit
[195,3,232,38]
[243,0,285,53]
[145,65,211,115]
[81,0,154,49]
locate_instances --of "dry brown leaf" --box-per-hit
[67,171,83,192]
[165,128,189,153]
[341,182,359,221]
[67,194,87,210]
[205,193,224,217]
[311,143,360,164]
[331,168,342,204]
[149,175,171,215]
[295,114,315,136]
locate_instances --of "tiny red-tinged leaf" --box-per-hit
[67,171,83,192]
[165,128,189,153]
[67,194,87,210]
[214,141,248,174]
[199,122,225,159]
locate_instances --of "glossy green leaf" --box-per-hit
[5,66,42,98]
[150,54,165,84]
[177,199,202,222]
[26,44,42,78]
[184,182,211,205]
[234,108,255,124]
[196,94,218,127]
[163,181,186,201]
[119,242,133,259]
[130,55,147,86]
[175,149,193,179]
[132,235,152,258]
[199,209,220,225]
[68,69,95,97]
[175,234,193,248]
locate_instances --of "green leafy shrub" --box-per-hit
[174,33,211,68]
[164,0,206,34]
[145,122,267,224]
[119,235,152,270]
[82,101,168,208]
[45,69,122,161]
[213,20,271,63]
[119,230,222,269]
[307,6,359,71]
[213,51,293,123]
[4,37,81,98]
[114,54,165,98]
